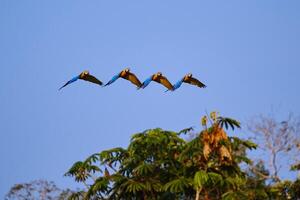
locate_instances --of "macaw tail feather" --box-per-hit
[173,79,183,91]
[165,88,174,92]
[59,75,79,90]
[141,76,153,89]
[104,74,120,86]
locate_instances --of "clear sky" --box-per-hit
[1,0,300,197]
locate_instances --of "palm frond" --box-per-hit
[194,170,209,188]
[164,177,192,193]
[178,127,194,135]
[217,117,241,130]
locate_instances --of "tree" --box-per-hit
[65,112,257,200]
[8,112,300,199]
[5,179,75,200]
[248,113,300,182]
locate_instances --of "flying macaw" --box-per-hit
[104,68,142,88]
[140,72,174,91]
[59,70,102,90]
[173,73,206,91]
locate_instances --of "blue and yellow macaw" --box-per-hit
[59,70,103,90]
[173,73,206,91]
[104,68,142,88]
[141,72,174,91]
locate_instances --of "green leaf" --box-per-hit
[85,178,110,199]
[122,179,146,194]
[235,155,253,165]
[133,163,154,176]
[194,170,209,188]
[164,177,192,193]
[217,117,241,130]
[178,127,194,135]
[207,172,223,186]
[242,140,257,150]
[84,153,99,165]
[222,190,247,200]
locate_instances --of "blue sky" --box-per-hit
[1,0,300,197]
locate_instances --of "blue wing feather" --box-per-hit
[59,75,80,90]
[172,79,184,91]
[105,74,120,86]
[70,75,80,83]
[141,76,153,89]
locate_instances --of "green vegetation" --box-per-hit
[6,112,300,200]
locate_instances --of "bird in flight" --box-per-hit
[104,68,142,88]
[140,72,174,91]
[59,70,103,90]
[173,73,206,91]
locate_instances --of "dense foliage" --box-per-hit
[7,112,300,200]
[64,112,260,199]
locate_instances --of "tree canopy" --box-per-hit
[64,112,262,200]
[7,112,300,200]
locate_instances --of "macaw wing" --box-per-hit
[81,74,103,86]
[124,72,142,88]
[156,76,174,90]
[186,77,206,88]
[105,73,120,86]
[59,75,80,90]
[141,76,153,89]
[172,79,184,91]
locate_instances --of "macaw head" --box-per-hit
[80,70,89,78]
[187,73,193,78]
[124,68,130,73]
[156,72,162,76]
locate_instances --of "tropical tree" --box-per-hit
[65,112,257,200]
[8,112,300,199]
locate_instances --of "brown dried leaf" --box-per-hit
[219,146,232,162]
[203,143,211,160]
